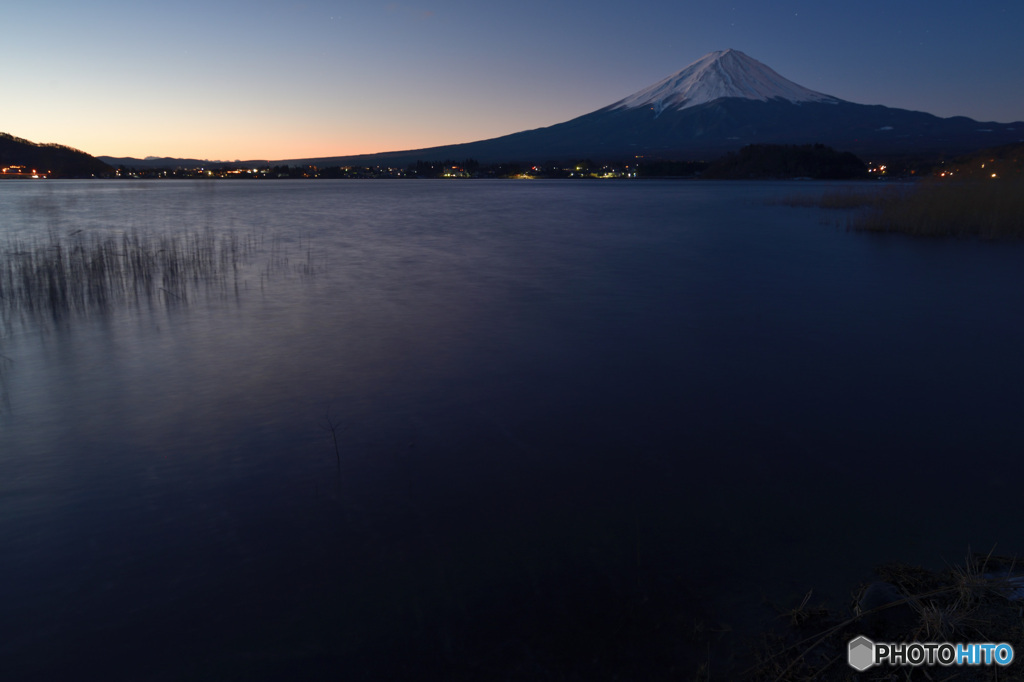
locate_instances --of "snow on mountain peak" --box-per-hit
[611,49,839,114]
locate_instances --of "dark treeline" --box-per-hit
[276,159,645,179]
[114,142,1024,181]
[636,160,710,177]
[0,132,113,178]
[406,159,644,178]
[116,148,871,180]
[405,159,593,178]
[701,143,869,179]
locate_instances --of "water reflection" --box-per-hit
[2,180,1024,679]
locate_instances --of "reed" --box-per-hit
[0,229,265,327]
[853,177,1024,239]
[320,405,348,479]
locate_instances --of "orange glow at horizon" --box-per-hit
[6,106,567,162]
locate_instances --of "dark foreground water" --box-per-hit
[1,179,1023,680]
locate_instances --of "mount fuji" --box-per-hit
[104,50,1023,169]
[316,49,1022,166]
[268,49,1021,167]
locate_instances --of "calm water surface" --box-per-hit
[2,179,1023,679]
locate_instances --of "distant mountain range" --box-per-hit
[100,155,232,170]
[1,133,112,177]
[94,49,1023,169]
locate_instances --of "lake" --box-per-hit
[2,179,1023,680]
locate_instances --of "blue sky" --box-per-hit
[3,1,1022,160]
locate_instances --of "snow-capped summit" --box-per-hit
[610,49,839,115]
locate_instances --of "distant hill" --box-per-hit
[0,133,112,178]
[931,142,1024,179]
[98,156,270,170]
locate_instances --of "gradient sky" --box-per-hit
[3,1,1022,161]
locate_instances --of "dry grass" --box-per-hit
[783,177,1024,240]
[747,551,1024,681]
[854,178,1024,239]
[0,228,319,332]
[0,230,252,321]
